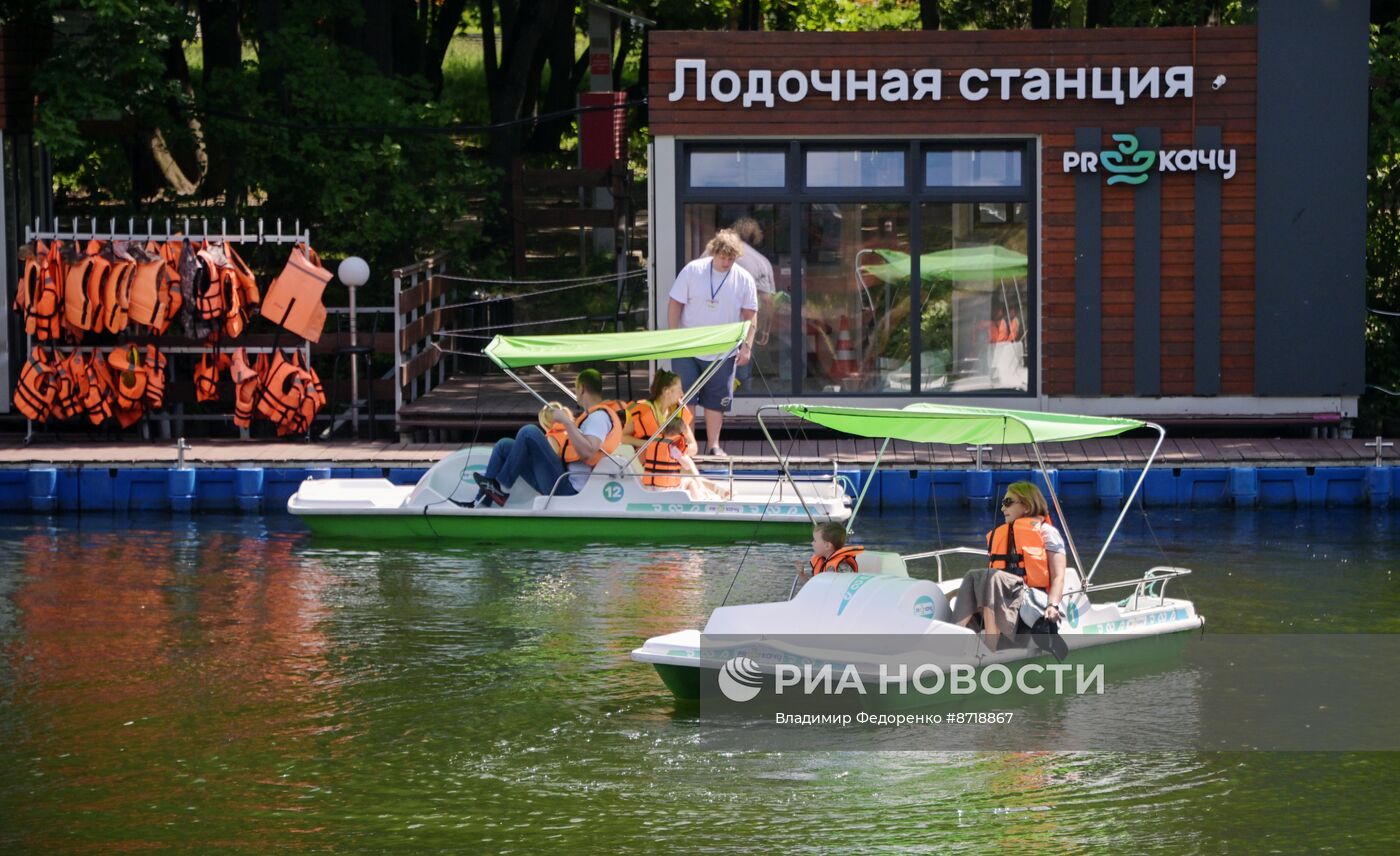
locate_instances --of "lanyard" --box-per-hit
[708,259,731,301]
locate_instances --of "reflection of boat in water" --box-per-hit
[289,324,850,542]
[633,403,1204,700]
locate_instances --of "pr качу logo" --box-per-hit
[717,656,764,702]
[1100,133,1156,185]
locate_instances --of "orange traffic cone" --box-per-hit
[834,315,858,377]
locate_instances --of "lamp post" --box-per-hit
[337,256,370,437]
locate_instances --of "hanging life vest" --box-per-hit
[82,349,116,426]
[640,434,688,488]
[194,352,228,402]
[108,345,150,412]
[50,351,91,421]
[256,350,307,429]
[63,247,107,334]
[986,515,1053,591]
[13,347,57,421]
[19,241,63,341]
[100,255,135,334]
[261,244,331,342]
[809,544,864,575]
[230,349,263,429]
[558,404,623,467]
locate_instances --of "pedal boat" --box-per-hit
[288,323,851,541]
[632,403,1205,699]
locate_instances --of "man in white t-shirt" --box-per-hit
[470,369,617,506]
[667,229,758,456]
[730,217,777,394]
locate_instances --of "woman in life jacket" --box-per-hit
[622,370,697,455]
[950,480,1067,647]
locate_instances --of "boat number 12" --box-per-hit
[603,482,624,502]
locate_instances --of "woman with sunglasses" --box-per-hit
[951,481,1067,649]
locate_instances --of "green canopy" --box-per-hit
[861,246,1029,286]
[484,322,750,369]
[779,402,1144,445]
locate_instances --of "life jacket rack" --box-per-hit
[16,216,319,443]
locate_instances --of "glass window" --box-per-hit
[689,150,786,188]
[917,201,1030,392]
[806,150,905,188]
[925,149,1023,188]
[683,204,792,390]
[799,203,912,392]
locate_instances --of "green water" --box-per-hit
[1,508,1398,853]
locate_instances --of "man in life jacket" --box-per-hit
[793,522,864,593]
[469,368,621,508]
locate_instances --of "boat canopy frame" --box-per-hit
[758,402,1167,583]
[482,322,755,485]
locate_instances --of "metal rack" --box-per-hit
[18,216,314,441]
[25,216,311,245]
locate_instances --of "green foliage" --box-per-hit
[1361,21,1400,432]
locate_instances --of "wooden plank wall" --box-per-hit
[650,27,1257,398]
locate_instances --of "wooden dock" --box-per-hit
[0,435,1391,469]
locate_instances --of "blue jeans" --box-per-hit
[484,425,578,496]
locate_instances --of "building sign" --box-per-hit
[667,60,1197,107]
[1063,133,1238,183]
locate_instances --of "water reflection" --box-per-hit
[1,509,1397,852]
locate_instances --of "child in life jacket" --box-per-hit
[648,415,730,501]
[795,522,864,592]
[539,401,572,453]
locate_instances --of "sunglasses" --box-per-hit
[1001,497,1020,507]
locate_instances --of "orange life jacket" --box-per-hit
[108,345,150,412]
[194,247,225,322]
[553,403,624,467]
[18,241,63,340]
[992,317,1021,343]
[142,345,167,411]
[626,398,693,442]
[288,351,325,436]
[129,253,181,334]
[640,434,688,488]
[809,544,864,575]
[987,515,1053,590]
[256,351,306,427]
[82,349,116,426]
[230,350,263,429]
[194,352,228,402]
[13,347,57,421]
[100,255,135,334]
[261,244,331,342]
[222,243,260,310]
[50,352,91,421]
[63,248,107,334]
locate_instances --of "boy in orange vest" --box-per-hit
[794,522,863,592]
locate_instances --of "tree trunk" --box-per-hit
[1031,0,1053,28]
[198,0,242,200]
[920,0,940,30]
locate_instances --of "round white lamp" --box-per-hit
[337,256,371,437]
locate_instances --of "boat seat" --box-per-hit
[596,451,640,478]
[854,550,908,578]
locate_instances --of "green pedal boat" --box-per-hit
[288,323,851,542]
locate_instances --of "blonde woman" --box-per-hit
[666,229,758,457]
[951,481,1067,647]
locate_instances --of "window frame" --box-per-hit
[675,139,1038,398]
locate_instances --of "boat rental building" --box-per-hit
[645,1,1368,428]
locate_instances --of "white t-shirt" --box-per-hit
[668,256,758,359]
[735,240,775,295]
[566,409,614,491]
